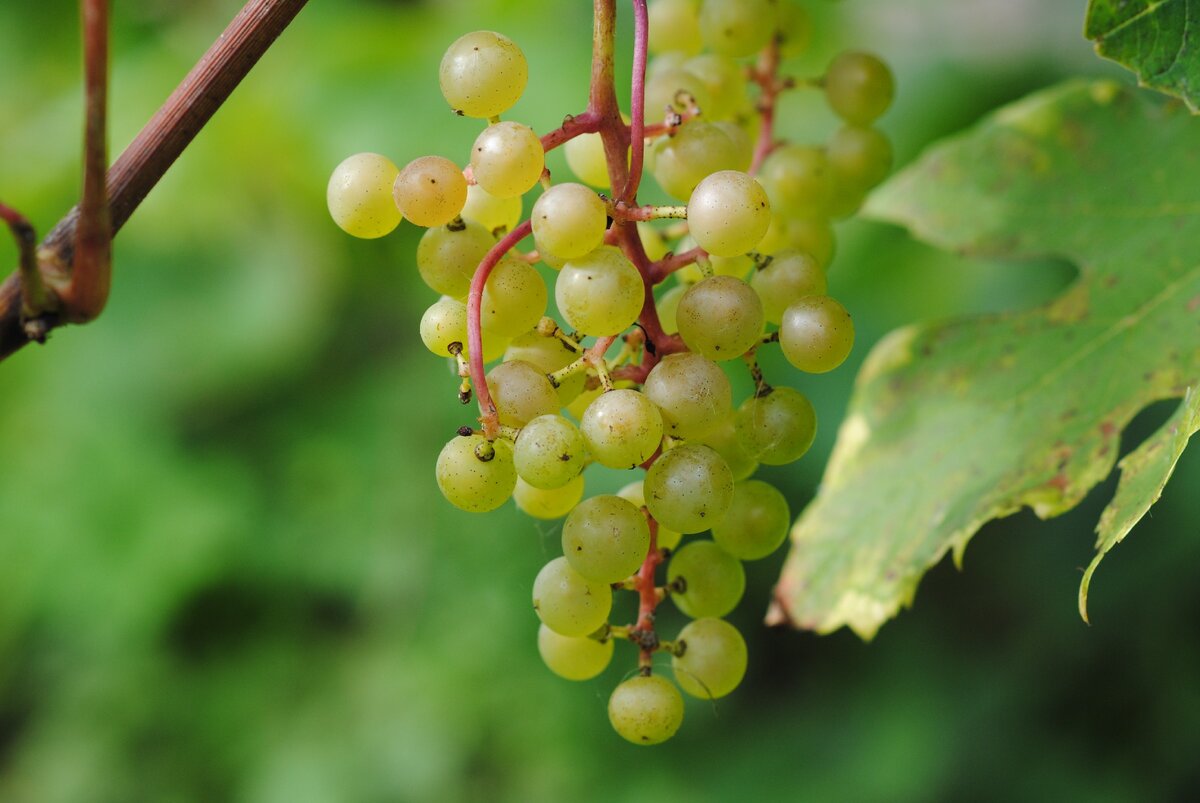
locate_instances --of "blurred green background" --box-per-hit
[1,1,1197,800]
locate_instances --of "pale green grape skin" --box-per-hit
[436,434,517,513]
[532,556,613,637]
[608,675,685,745]
[651,121,741,201]
[580,389,664,469]
[775,1,812,57]
[696,414,758,482]
[486,360,559,427]
[537,624,614,681]
[416,220,496,299]
[648,0,702,56]
[672,618,747,699]
[564,132,612,188]
[562,495,651,583]
[638,222,670,262]
[758,145,835,218]
[828,125,893,191]
[616,481,683,551]
[327,153,401,239]
[780,295,855,373]
[647,52,690,79]
[481,258,548,338]
[687,171,771,258]
[645,443,734,533]
[420,297,507,363]
[683,54,750,120]
[750,249,827,324]
[714,120,754,172]
[461,183,523,233]
[471,121,546,199]
[514,475,585,520]
[735,386,816,465]
[656,284,687,334]
[505,331,585,405]
[825,51,895,125]
[393,155,468,228]
[711,479,790,560]
[643,352,732,439]
[531,183,608,259]
[514,414,587,489]
[555,246,644,337]
[667,540,745,618]
[439,30,528,119]
[698,0,776,57]
[676,275,764,361]
[645,67,713,119]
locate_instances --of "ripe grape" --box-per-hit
[555,246,644,337]
[644,443,734,533]
[616,481,683,551]
[486,360,559,427]
[537,624,614,681]
[416,219,496,299]
[676,275,764,360]
[562,495,651,583]
[461,183,523,233]
[828,125,893,192]
[514,414,586,489]
[695,414,758,482]
[687,170,771,258]
[327,153,401,239]
[564,131,618,188]
[651,121,742,201]
[580,389,664,469]
[393,155,468,228]
[531,183,607,259]
[505,331,585,404]
[480,257,548,337]
[471,121,545,199]
[532,556,612,637]
[698,0,775,57]
[667,540,745,618]
[779,295,855,373]
[735,386,816,465]
[824,51,895,125]
[419,297,508,364]
[642,352,732,438]
[750,249,827,324]
[439,31,528,119]
[672,618,747,699]
[711,479,790,560]
[608,675,684,745]
[514,475,585,520]
[758,145,835,218]
[648,0,702,56]
[655,284,686,334]
[436,433,516,513]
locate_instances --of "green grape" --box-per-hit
[698,0,775,57]
[775,0,811,56]
[555,246,644,337]
[471,121,545,199]
[676,275,764,361]
[758,145,835,218]
[695,414,758,482]
[667,540,745,617]
[645,67,713,118]
[416,219,496,299]
[580,389,664,469]
[327,153,402,239]
[638,222,670,262]
[439,30,528,119]
[825,51,895,125]
[750,249,827,324]
[531,183,608,259]
[562,495,651,583]
[828,125,893,192]
[537,623,614,681]
[565,384,604,422]
[711,479,790,559]
[393,155,468,228]
[647,51,690,79]
[648,0,702,56]
[643,352,732,438]
[486,360,559,427]
[514,475,585,520]
[656,284,686,334]
[616,481,683,551]
[505,331,585,405]
[675,235,752,284]
[514,414,586,489]
[564,132,611,188]
[779,295,855,373]
[436,433,516,513]
[758,214,835,267]
[461,183,523,233]
[645,443,734,533]
[687,170,771,258]
[533,556,613,637]
[672,618,747,699]
[714,120,754,172]
[682,54,749,120]
[419,296,469,357]
[651,120,741,201]
[608,675,685,745]
[735,386,816,465]
[480,257,548,337]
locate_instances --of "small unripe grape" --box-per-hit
[656,284,686,334]
[565,131,628,189]
[533,556,612,637]
[439,31,528,119]
[672,618,747,699]
[471,121,545,199]
[735,386,816,465]
[668,540,745,617]
[461,183,523,233]
[562,495,651,583]
[696,414,758,482]
[327,153,401,239]
[393,156,468,228]
[555,246,644,337]
[648,0,702,56]
[514,475,585,520]
[638,222,670,262]
[825,51,895,125]
[505,331,585,405]
[711,479,790,560]
[780,295,855,373]
[758,145,835,218]
[643,352,732,439]
[481,258,548,337]
[616,481,683,551]
[645,67,713,118]
[677,275,764,361]
[514,414,587,489]
[683,54,750,120]
[581,389,664,469]
[538,624,614,681]
[486,360,559,427]
[750,250,827,324]
[416,220,496,299]
[828,125,893,192]
[698,0,775,57]
[608,675,685,745]
[645,443,734,533]
[436,434,516,513]
[651,121,742,201]
[688,171,771,257]
[531,183,607,259]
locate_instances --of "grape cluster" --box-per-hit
[326,0,893,746]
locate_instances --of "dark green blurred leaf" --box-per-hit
[1086,0,1200,111]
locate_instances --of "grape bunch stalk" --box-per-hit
[326,0,893,746]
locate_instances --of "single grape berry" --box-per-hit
[735,386,817,465]
[698,0,776,57]
[327,153,401,239]
[416,219,496,299]
[779,295,855,373]
[393,155,468,228]
[608,675,685,745]
[480,257,548,337]
[435,433,516,513]
[513,414,586,489]
[688,171,771,258]
[532,556,612,637]
[562,495,651,584]
[486,360,559,427]
[824,51,895,125]
[644,443,734,534]
[668,540,745,618]
[513,475,585,520]
[676,275,764,361]
[580,389,664,469]
[471,121,545,199]
[537,624,613,681]
[555,246,644,337]
[711,479,791,560]
[672,617,747,699]
[439,31,528,119]
[531,183,607,259]
[642,352,732,439]
[648,0,703,56]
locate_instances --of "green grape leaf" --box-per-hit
[770,80,1200,639]
[1085,0,1200,112]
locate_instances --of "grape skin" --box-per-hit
[580,389,664,469]
[750,249,827,325]
[608,675,685,745]
[616,481,683,551]
[471,121,545,199]
[642,352,732,439]
[439,30,528,119]
[668,540,745,618]
[676,275,764,361]
[672,617,747,699]
[562,495,651,584]
[538,624,613,681]
[532,556,612,637]
[695,414,758,482]
[514,415,586,490]
[531,183,607,259]
[687,171,771,258]
[698,0,776,57]
[435,434,516,513]
[645,443,734,534]
[652,121,742,202]
[735,386,817,466]
[416,220,496,299]
[711,479,791,560]
[393,155,468,228]
[480,257,548,338]
[648,0,702,56]
[486,360,560,427]
[825,51,895,125]
[645,67,713,121]
[505,332,585,405]
[555,246,644,337]
[461,183,523,233]
[779,295,855,373]
[326,153,401,239]
[514,475,585,520]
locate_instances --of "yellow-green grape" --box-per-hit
[616,481,683,551]
[687,171,771,257]
[647,51,690,79]
[461,183,523,233]
[555,246,644,337]
[562,495,651,583]
[643,352,732,439]
[564,132,612,188]
[392,155,468,228]
[711,479,790,560]
[581,389,664,469]
[698,0,775,57]
[651,120,742,201]
[648,0,702,56]
[695,414,758,482]
[514,475,585,520]
[780,295,855,373]
[714,120,754,172]
[828,125,893,192]
[471,121,545,199]
[531,183,607,259]
[682,54,749,120]
[668,540,745,617]
[676,275,764,361]
[750,249,827,324]
[645,67,713,118]
[566,384,603,422]
[505,330,585,405]
[439,30,528,119]
[775,1,811,56]
[480,257,548,337]
[735,386,816,465]
[419,296,504,362]
[758,214,835,267]
[675,235,752,284]
[514,414,586,489]
[436,433,516,513]
[656,284,686,334]
[532,556,612,637]
[824,51,895,125]
[608,675,685,745]
[645,443,734,533]
[416,219,496,298]
[537,623,613,680]
[486,360,559,427]
[327,153,401,239]
[672,618,747,699]
[758,145,835,218]
[638,222,670,262]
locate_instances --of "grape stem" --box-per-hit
[650,246,705,282]
[632,516,664,669]
[608,203,688,222]
[749,34,785,175]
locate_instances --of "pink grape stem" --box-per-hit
[621,0,648,204]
